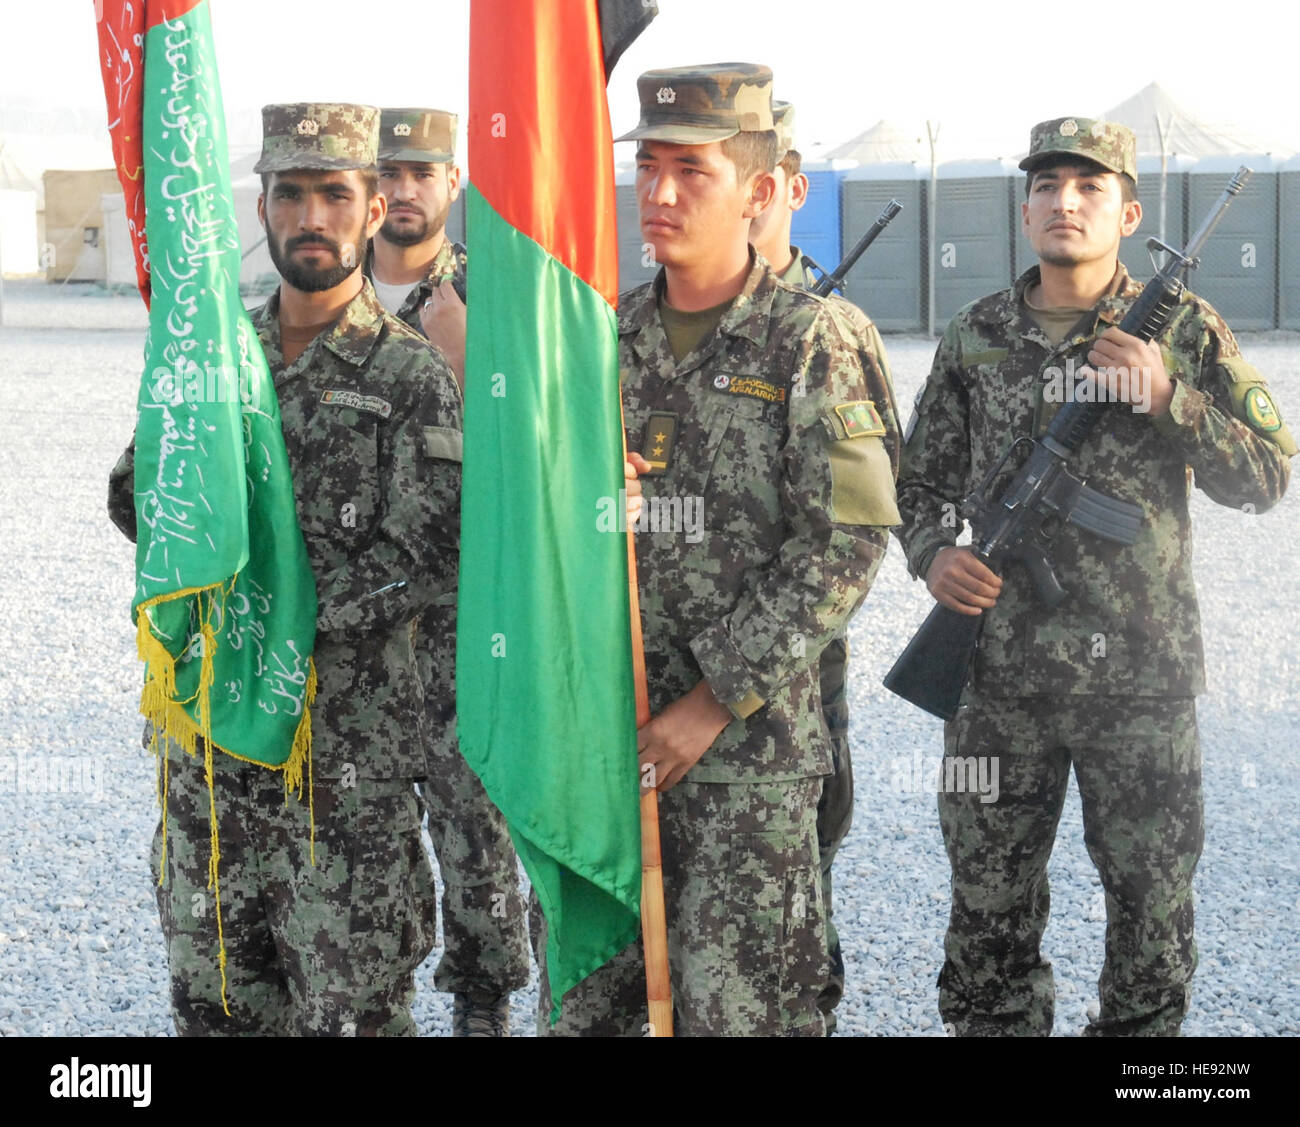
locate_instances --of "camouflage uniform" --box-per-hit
[369,108,532,1012]
[366,236,467,334]
[368,107,467,325]
[535,64,898,1036]
[895,118,1294,1037]
[776,240,903,1028]
[109,103,464,1035]
[535,251,899,1035]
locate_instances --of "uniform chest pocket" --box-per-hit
[297,405,383,541]
[701,392,787,547]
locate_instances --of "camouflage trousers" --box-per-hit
[816,631,853,1031]
[938,695,1203,1037]
[535,777,827,1036]
[150,742,435,1036]
[416,742,530,997]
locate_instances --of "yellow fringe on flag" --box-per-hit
[135,584,317,1019]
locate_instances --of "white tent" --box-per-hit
[821,119,930,165]
[1103,83,1296,160]
[1099,83,1296,250]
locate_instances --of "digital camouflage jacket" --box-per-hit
[896,264,1294,699]
[110,279,463,778]
[620,252,900,782]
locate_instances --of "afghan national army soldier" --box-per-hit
[108,103,464,1035]
[367,107,530,1036]
[367,107,469,384]
[534,64,900,1036]
[749,98,902,1035]
[895,118,1294,1036]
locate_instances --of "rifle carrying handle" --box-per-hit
[1044,274,1184,453]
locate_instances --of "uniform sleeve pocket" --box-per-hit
[827,434,902,526]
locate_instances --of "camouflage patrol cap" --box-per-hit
[253,102,380,174]
[1019,117,1138,183]
[772,101,796,157]
[615,62,774,144]
[377,107,458,164]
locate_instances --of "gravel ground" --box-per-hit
[0,280,1296,1037]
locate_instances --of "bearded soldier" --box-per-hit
[109,103,463,1036]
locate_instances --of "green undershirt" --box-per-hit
[1024,300,1090,347]
[658,294,731,365]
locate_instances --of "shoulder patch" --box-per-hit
[320,389,392,419]
[1243,385,1282,433]
[1221,359,1297,454]
[831,400,886,439]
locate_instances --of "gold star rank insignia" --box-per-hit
[641,411,679,476]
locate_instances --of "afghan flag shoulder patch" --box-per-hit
[832,399,887,439]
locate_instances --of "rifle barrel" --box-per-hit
[1182,165,1252,263]
[812,198,903,297]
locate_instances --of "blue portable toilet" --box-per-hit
[789,159,849,282]
[933,158,1020,329]
[1186,154,1278,329]
[839,161,926,332]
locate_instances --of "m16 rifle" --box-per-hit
[805,199,903,298]
[883,166,1253,722]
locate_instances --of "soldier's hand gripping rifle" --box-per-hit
[806,199,903,298]
[883,166,1253,721]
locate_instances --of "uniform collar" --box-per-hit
[968,262,1141,347]
[776,244,808,287]
[619,248,779,370]
[365,235,463,295]
[255,277,388,376]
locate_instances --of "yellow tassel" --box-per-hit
[280,660,318,865]
[133,585,315,1019]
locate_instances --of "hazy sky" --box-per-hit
[3,0,1296,164]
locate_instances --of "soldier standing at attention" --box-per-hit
[367,107,469,382]
[748,99,902,1034]
[367,106,531,1037]
[895,118,1294,1036]
[109,103,464,1036]
[535,63,900,1036]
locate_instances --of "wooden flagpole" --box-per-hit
[622,437,673,1037]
